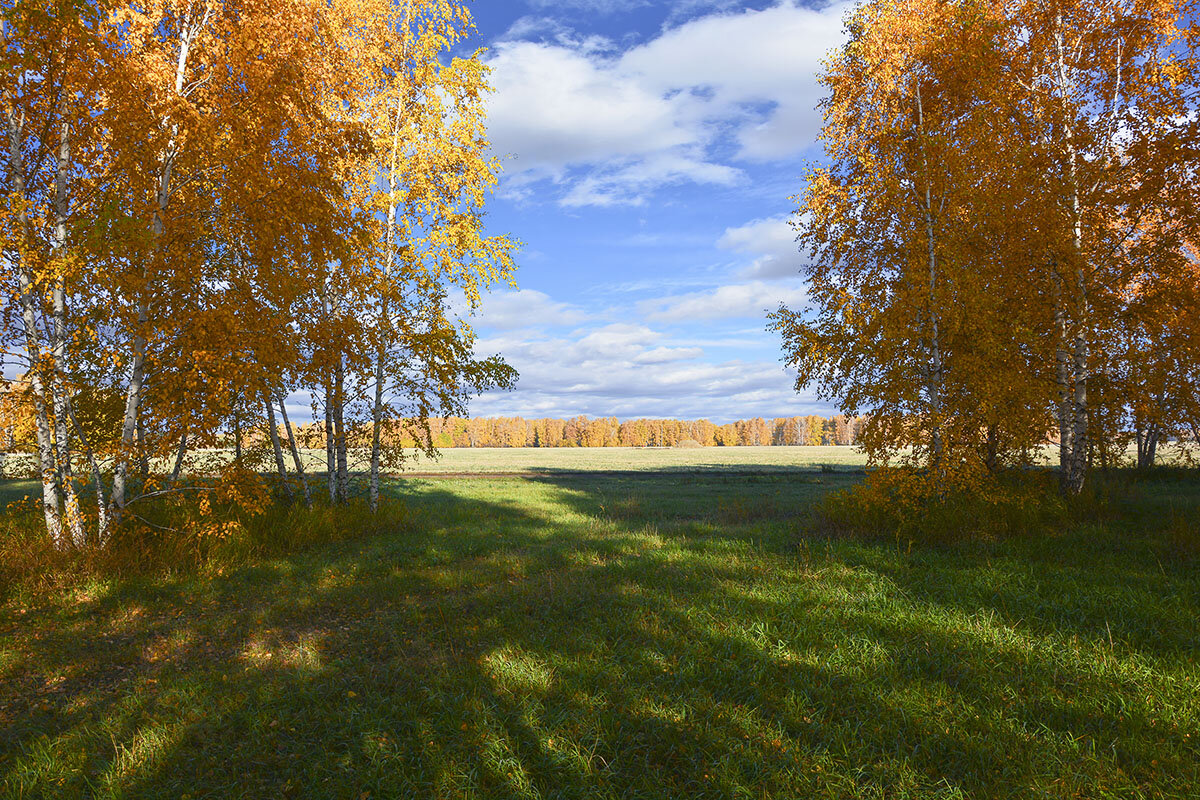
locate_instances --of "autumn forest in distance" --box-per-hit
[4,0,1200,798]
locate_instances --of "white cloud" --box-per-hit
[473,289,589,330]
[642,280,806,322]
[634,345,704,364]
[718,214,804,280]
[622,2,846,159]
[485,1,850,205]
[525,0,650,13]
[561,153,741,207]
[472,325,816,420]
[485,41,699,179]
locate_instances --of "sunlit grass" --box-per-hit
[1,469,1198,798]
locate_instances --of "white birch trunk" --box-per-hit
[370,7,411,513]
[51,119,84,546]
[335,358,349,503]
[370,147,399,514]
[1054,293,1073,484]
[169,425,188,486]
[324,378,336,503]
[1054,11,1088,496]
[277,395,311,507]
[68,404,108,543]
[6,86,63,544]
[914,81,944,468]
[264,398,292,499]
[111,11,203,517]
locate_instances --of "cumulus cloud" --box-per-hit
[561,153,741,207]
[525,0,650,13]
[471,325,814,420]
[621,2,846,160]
[642,280,806,322]
[485,41,699,180]
[718,215,804,280]
[473,289,589,331]
[484,1,850,205]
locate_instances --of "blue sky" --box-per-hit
[462,0,852,423]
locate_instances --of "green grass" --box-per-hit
[1,469,1199,798]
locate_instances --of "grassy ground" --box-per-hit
[1,468,1199,798]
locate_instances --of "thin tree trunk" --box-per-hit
[111,12,203,519]
[1055,11,1088,497]
[51,119,84,546]
[371,88,406,514]
[1067,270,1088,494]
[19,275,62,544]
[136,409,150,481]
[7,93,63,545]
[264,398,292,499]
[169,425,188,485]
[914,80,943,468]
[335,359,349,503]
[277,395,311,507]
[1054,293,1074,490]
[325,378,336,503]
[1136,422,1159,470]
[984,424,1000,472]
[233,406,243,462]
[68,404,108,544]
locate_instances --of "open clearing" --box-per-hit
[2,467,1199,798]
[0,445,867,482]
[399,445,870,474]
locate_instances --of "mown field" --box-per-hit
[1,458,1199,798]
[396,444,870,474]
[2,445,865,482]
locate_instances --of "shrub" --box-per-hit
[809,466,1126,545]
[0,478,404,601]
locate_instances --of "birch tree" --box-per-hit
[1010,0,1200,491]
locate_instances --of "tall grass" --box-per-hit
[0,484,405,602]
[808,467,1194,546]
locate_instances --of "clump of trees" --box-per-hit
[1,0,515,549]
[772,0,1200,497]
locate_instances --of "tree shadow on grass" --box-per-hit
[1,476,1198,798]
[531,469,1200,658]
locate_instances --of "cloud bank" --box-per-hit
[486,1,849,205]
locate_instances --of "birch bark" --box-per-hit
[265,398,293,499]
[5,80,62,544]
[111,8,208,517]
[50,120,84,545]
[277,395,311,507]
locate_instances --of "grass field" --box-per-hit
[2,463,1199,798]
[398,445,870,474]
[4,443,1192,482]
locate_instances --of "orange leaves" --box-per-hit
[778,0,1200,499]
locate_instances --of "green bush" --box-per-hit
[810,468,1132,545]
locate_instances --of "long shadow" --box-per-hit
[1,474,1198,798]
[527,469,1200,657]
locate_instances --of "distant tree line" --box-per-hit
[283,414,865,449]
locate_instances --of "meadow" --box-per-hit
[1,445,866,481]
[1,452,1199,798]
